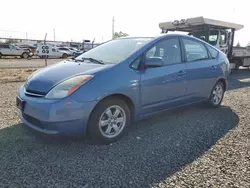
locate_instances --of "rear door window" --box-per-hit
[182,38,209,62]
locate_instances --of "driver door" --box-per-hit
[219,30,228,54]
[140,37,187,115]
[9,45,19,55]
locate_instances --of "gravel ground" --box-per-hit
[0,68,37,83]
[0,70,249,188]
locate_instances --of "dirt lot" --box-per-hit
[0,70,249,188]
[0,68,37,83]
[0,58,61,68]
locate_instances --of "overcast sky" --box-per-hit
[0,0,249,45]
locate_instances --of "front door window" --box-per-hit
[145,38,181,65]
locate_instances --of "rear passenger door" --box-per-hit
[181,37,219,102]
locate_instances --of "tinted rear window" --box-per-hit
[0,45,9,48]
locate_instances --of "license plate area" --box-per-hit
[16,96,25,111]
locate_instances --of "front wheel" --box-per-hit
[207,81,225,108]
[88,97,131,144]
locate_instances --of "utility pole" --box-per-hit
[53,28,55,41]
[44,33,48,67]
[112,16,115,39]
[26,32,28,39]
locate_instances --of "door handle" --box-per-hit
[177,70,186,77]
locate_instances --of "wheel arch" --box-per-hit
[217,78,227,90]
[89,93,135,122]
[21,52,29,57]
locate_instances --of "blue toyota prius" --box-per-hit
[16,34,230,143]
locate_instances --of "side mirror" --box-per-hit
[144,57,163,68]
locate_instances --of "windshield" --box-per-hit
[76,38,153,64]
[190,30,219,46]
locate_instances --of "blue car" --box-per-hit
[16,34,230,143]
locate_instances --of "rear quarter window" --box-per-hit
[206,45,219,59]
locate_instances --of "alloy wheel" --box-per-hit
[99,105,126,139]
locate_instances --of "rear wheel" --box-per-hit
[62,53,68,59]
[88,97,131,144]
[21,52,29,59]
[207,81,225,108]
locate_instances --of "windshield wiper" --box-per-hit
[73,57,104,64]
[82,57,104,64]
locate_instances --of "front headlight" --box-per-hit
[45,75,94,99]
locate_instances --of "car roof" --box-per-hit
[117,33,218,51]
[117,33,202,41]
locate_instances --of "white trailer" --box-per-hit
[36,43,70,59]
[159,16,250,70]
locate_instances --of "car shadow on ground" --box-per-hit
[228,69,250,91]
[0,105,239,188]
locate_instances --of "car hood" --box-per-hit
[25,60,112,94]
[21,48,30,52]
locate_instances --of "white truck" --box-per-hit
[36,43,71,59]
[159,16,250,70]
[0,43,32,58]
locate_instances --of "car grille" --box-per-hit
[22,113,43,128]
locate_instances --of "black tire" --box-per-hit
[88,97,131,144]
[21,52,29,59]
[0,53,2,58]
[207,81,225,108]
[62,53,68,59]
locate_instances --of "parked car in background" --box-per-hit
[73,50,85,58]
[36,43,71,59]
[17,34,230,144]
[56,47,80,56]
[0,44,33,58]
[68,47,79,52]
[17,44,37,54]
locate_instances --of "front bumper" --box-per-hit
[18,86,97,135]
[20,113,86,135]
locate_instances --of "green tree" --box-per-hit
[113,31,129,39]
